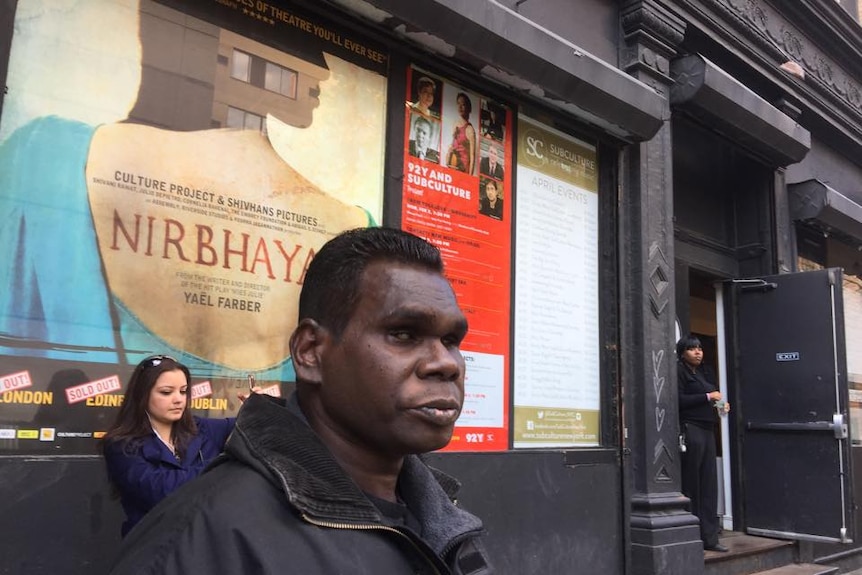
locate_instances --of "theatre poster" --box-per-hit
[401,65,512,452]
[0,0,387,454]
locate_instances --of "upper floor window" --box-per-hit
[231,49,297,98]
[264,62,297,98]
[230,50,251,83]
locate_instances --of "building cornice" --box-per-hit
[714,0,862,113]
[681,0,862,160]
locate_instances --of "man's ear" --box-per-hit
[290,318,328,385]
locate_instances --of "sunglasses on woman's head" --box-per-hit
[144,355,177,368]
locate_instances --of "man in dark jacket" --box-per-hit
[109,227,492,574]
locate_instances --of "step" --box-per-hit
[749,564,838,575]
[705,532,796,575]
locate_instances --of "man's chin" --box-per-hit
[410,431,455,455]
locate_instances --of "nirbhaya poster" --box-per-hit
[402,66,512,451]
[0,0,387,453]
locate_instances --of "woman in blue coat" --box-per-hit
[101,355,238,537]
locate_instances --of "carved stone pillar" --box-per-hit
[619,2,704,574]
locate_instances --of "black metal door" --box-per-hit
[726,268,853,543]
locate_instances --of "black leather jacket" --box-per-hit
[109,393,492,575]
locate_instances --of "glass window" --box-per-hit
[264,62,280,93]
[280,68,297,98]
[226,106,263,134]
[225,106,244,129]
[230,49,251,82]
[264,62,297,97]
[243,111,262,132]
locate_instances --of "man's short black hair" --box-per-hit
[676,334,702,359]
[298,227,444,338]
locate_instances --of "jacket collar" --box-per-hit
[141,417,204,467]
[139,420,204,467]
[226,393,484,554]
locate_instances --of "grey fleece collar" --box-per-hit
[226,393,484,555]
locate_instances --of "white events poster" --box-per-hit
[513,116,600,448]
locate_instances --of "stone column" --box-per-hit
[619,2,704,574]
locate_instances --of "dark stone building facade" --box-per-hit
[2,1,862,574]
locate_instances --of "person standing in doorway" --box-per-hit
[677,334,730,553]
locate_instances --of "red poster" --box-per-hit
[401,66,511,451]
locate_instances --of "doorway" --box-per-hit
[684,267,733,532]
[672,112,777,535]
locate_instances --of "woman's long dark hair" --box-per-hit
[101,355,198,460]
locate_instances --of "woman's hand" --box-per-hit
[237,386,263,403]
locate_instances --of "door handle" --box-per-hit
[746,413,847,439]
[832,413,848,440]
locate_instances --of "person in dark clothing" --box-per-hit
[677,334,730,553]
[108,227,492,574]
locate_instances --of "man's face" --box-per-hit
[316,262,468,459]
[488,146,498,165]
[485,182,498,202]
[415,122,430,151]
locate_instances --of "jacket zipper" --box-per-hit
[440,528,484,567]
[301,513,444,575]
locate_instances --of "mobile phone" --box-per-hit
[247,374,255,390]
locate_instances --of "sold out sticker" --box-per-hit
[261,384,281,398]
[0,370,33,393]
[65,375,122,404]
[191,381,212,400]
